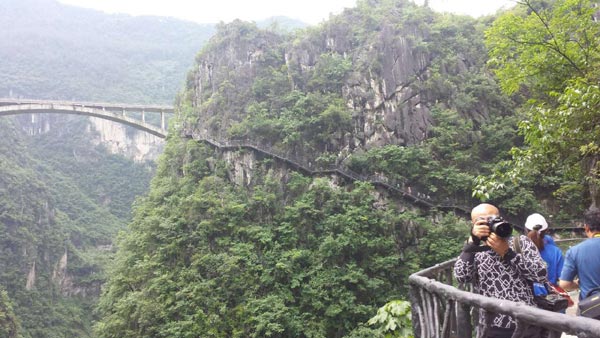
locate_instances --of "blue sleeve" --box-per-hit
[556,249,564,283]
[560,248,577,282]
[546,246,564,285]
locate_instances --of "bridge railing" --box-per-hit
[0,98,174,113]
[0,98,174,136]
[408,258,600,338]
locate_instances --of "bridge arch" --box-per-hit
[0,102,170,138]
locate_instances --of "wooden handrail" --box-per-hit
[409,258,600,338]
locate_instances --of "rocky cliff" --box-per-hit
[16,114,164,162]
[88,118,164,163]
[186,1,506,162]
[177,0,515,215]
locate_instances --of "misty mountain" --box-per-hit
[0,0,215,104]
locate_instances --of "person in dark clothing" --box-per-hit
[454,203,547,338]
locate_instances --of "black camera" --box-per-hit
[486,216,513,238]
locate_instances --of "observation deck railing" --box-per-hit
[408,259,600,338]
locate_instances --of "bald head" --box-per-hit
[471,203,500,223]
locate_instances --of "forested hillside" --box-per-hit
[0,117,153,337]
[0,0,215,336]
[0,0,214,104]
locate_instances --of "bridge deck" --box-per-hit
[0,98,174,138]
[0,98,173,113]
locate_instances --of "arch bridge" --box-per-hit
[0,98,174,138]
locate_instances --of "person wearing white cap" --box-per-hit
[525,213,564,285]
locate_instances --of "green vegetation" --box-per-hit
[0,118,96,337]
[3,0,598,336]
[368,300,413,338]
[0,0,215,335]
[95,138,468,337]
[0,115,154,337]
[480,0,600,216]
[0,288,21,338]
[96,1,521,336]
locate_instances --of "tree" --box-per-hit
[0,290,21,338]
[480,0,600,210]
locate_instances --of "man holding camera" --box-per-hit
[454,203,547,338]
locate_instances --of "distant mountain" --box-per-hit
[0,0,215,104]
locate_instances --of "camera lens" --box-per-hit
[493,222,512,238]
[486,216,513,238]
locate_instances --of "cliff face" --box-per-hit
[16,114,164,162]
[188,3,494,158]
[88,118,164,163]
[328,21,432,147]
[192,19,432,149]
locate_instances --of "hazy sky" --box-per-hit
[57,0,516,25]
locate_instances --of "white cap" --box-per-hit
[525,213,548,231]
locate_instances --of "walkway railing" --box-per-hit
[183,128,472,215]
[183,129,594,235]
[408,259,600,338]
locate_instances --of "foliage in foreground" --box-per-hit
[480,0,600,215]
[368,300,414,338]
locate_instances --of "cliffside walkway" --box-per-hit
[0,98,174,138]
[409,259,600,338]
[185,129,471,216]
[185,130,589,235]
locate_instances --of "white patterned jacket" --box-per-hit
[453,234,547,329]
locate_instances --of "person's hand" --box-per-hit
[487,233,510,257]
[471,218,491,240]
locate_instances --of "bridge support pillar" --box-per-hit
[161,112,165,130]
[142,110,146,123]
